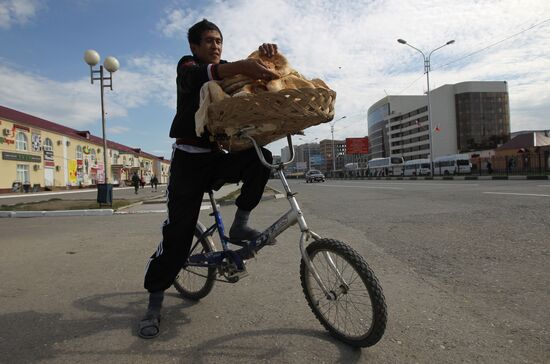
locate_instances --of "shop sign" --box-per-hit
[31,133,42,152]
[2,151,42,163]
[44,150,54,161]
[0,136,15,145]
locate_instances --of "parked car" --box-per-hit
[305,170,325,183]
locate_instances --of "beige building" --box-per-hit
[0,105,170,192]
[367,81,510,161]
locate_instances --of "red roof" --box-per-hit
[497,132,550,150]
[0,105,169,161]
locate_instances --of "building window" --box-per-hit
[90,149,97,164]
[16,132,28,151]
[44,138,53,152]
[16,164,30,183]
[76,145,83,160]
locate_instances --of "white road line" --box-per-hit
[538,185,550,187]
[317,181,479,187]
[483,192,550,197]
[314,184,404,190]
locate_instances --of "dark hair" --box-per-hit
[187,18,223,46]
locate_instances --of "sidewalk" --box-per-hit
[0,183,284,218]
[119,183,244,214]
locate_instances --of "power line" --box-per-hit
[436,17,550,70]
[394,17,550,93]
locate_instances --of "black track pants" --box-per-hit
[144,147,272,293]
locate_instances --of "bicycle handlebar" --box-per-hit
[237,128,295,170]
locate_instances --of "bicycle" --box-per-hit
[173,132,387,348]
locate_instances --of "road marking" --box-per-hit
[300,181,479,187]
[314,184,404,190]
[538,185,550,187]
[483,192,550,197]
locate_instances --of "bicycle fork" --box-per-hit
[280,173,349,301]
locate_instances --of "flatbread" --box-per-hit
[246,50,293,77]
[266,75,315,92]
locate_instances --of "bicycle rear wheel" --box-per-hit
[173,223,217,300]
[300,238,387,347]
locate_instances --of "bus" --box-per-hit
[433,154,472,175]
[403,158,431,176]
[367,157,404,176]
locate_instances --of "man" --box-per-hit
[131,172,140,194]
[139,19,279,339]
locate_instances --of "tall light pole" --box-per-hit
[330,116,346,173]
[84,49,119,204]
[397,38,454,175]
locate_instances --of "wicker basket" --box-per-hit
[206,87,336,151]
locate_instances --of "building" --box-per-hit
[0,105,170,192]
[367,81,510,161]
[319,138,346,172]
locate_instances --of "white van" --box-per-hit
[403,159,431,176]
[433,154,471,175]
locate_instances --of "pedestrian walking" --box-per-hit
[132,172,140,194]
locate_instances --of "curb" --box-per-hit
[0,186,285,218]
[0,209,114,218]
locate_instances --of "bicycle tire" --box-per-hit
[173,223,217,300]
[300,238,387,347]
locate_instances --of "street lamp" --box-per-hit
[397,38,454,175]
[84,49,119,204]
[330,116,346,173]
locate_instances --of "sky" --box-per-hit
[1,0,549,158]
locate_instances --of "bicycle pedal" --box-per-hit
[227,269,249,283]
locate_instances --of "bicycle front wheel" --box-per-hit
[300,239,387,347]
[173,223,217,300]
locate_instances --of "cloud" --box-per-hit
[158,0,550,153]
[107,126,130,134]
[0,54,175,129]
[0,0,41,29]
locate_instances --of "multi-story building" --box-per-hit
[367,81,510,161]
[319,138,346,172]
[0,105,170,191]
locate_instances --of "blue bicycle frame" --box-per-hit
[187,132,336,297]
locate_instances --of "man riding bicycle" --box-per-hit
[139,18,279,339]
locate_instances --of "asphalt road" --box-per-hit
[0,179,548,363]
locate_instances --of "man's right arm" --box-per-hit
[217,59,279,81]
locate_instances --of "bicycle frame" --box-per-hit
[188,132,343,298]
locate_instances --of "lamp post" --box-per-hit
[397,38,454,175]
[84,49,119,204]
[330,116,346,173]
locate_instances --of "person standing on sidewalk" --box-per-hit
[132,172,140,194]
[138,19,277,339]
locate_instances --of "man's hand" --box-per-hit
[259,43,278,58]
[218,58,279,80]
[240,59,279,80]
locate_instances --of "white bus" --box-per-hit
[368,157,404,176]
[403,158,431,176]
[433,154,472,175]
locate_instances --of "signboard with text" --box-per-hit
[2,151,41,163]
[346,137,369,154]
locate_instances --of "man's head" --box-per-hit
[188,19,223,64]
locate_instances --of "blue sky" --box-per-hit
[1,0,549,158]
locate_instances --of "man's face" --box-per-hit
[191,30,222,64]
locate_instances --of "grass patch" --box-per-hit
[216,184,278,203]
[0,198,141,211]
